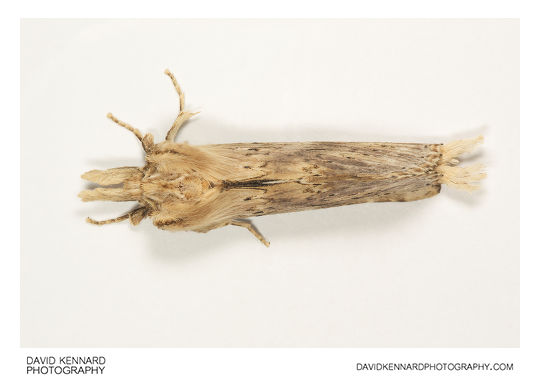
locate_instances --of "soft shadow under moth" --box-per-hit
[79,70,486,246]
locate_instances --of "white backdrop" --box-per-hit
[21,19,519,347]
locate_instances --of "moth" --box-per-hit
[79,70,486,246]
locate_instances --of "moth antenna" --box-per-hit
[107,112,153,152]
[165,111,200,141]
[164,69,200,141]
[164,68,185,112]
[107,112,143,141]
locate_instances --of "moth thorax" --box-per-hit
[180,175,212,201]
[141,174,212,202]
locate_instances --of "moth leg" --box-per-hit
[164,69,199,141]
[231,219,270,247]
[86,213,130,225]
[107,113,153,152]
[86,206,147,226]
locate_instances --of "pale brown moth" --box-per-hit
[79,70,486,246]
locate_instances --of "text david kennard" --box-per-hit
[27,356,106,375]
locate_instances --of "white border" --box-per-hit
[3,1,536,380]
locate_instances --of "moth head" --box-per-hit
[79,69,198,227]
[79,167,149,226]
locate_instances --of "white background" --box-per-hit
[20,19,519,348]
